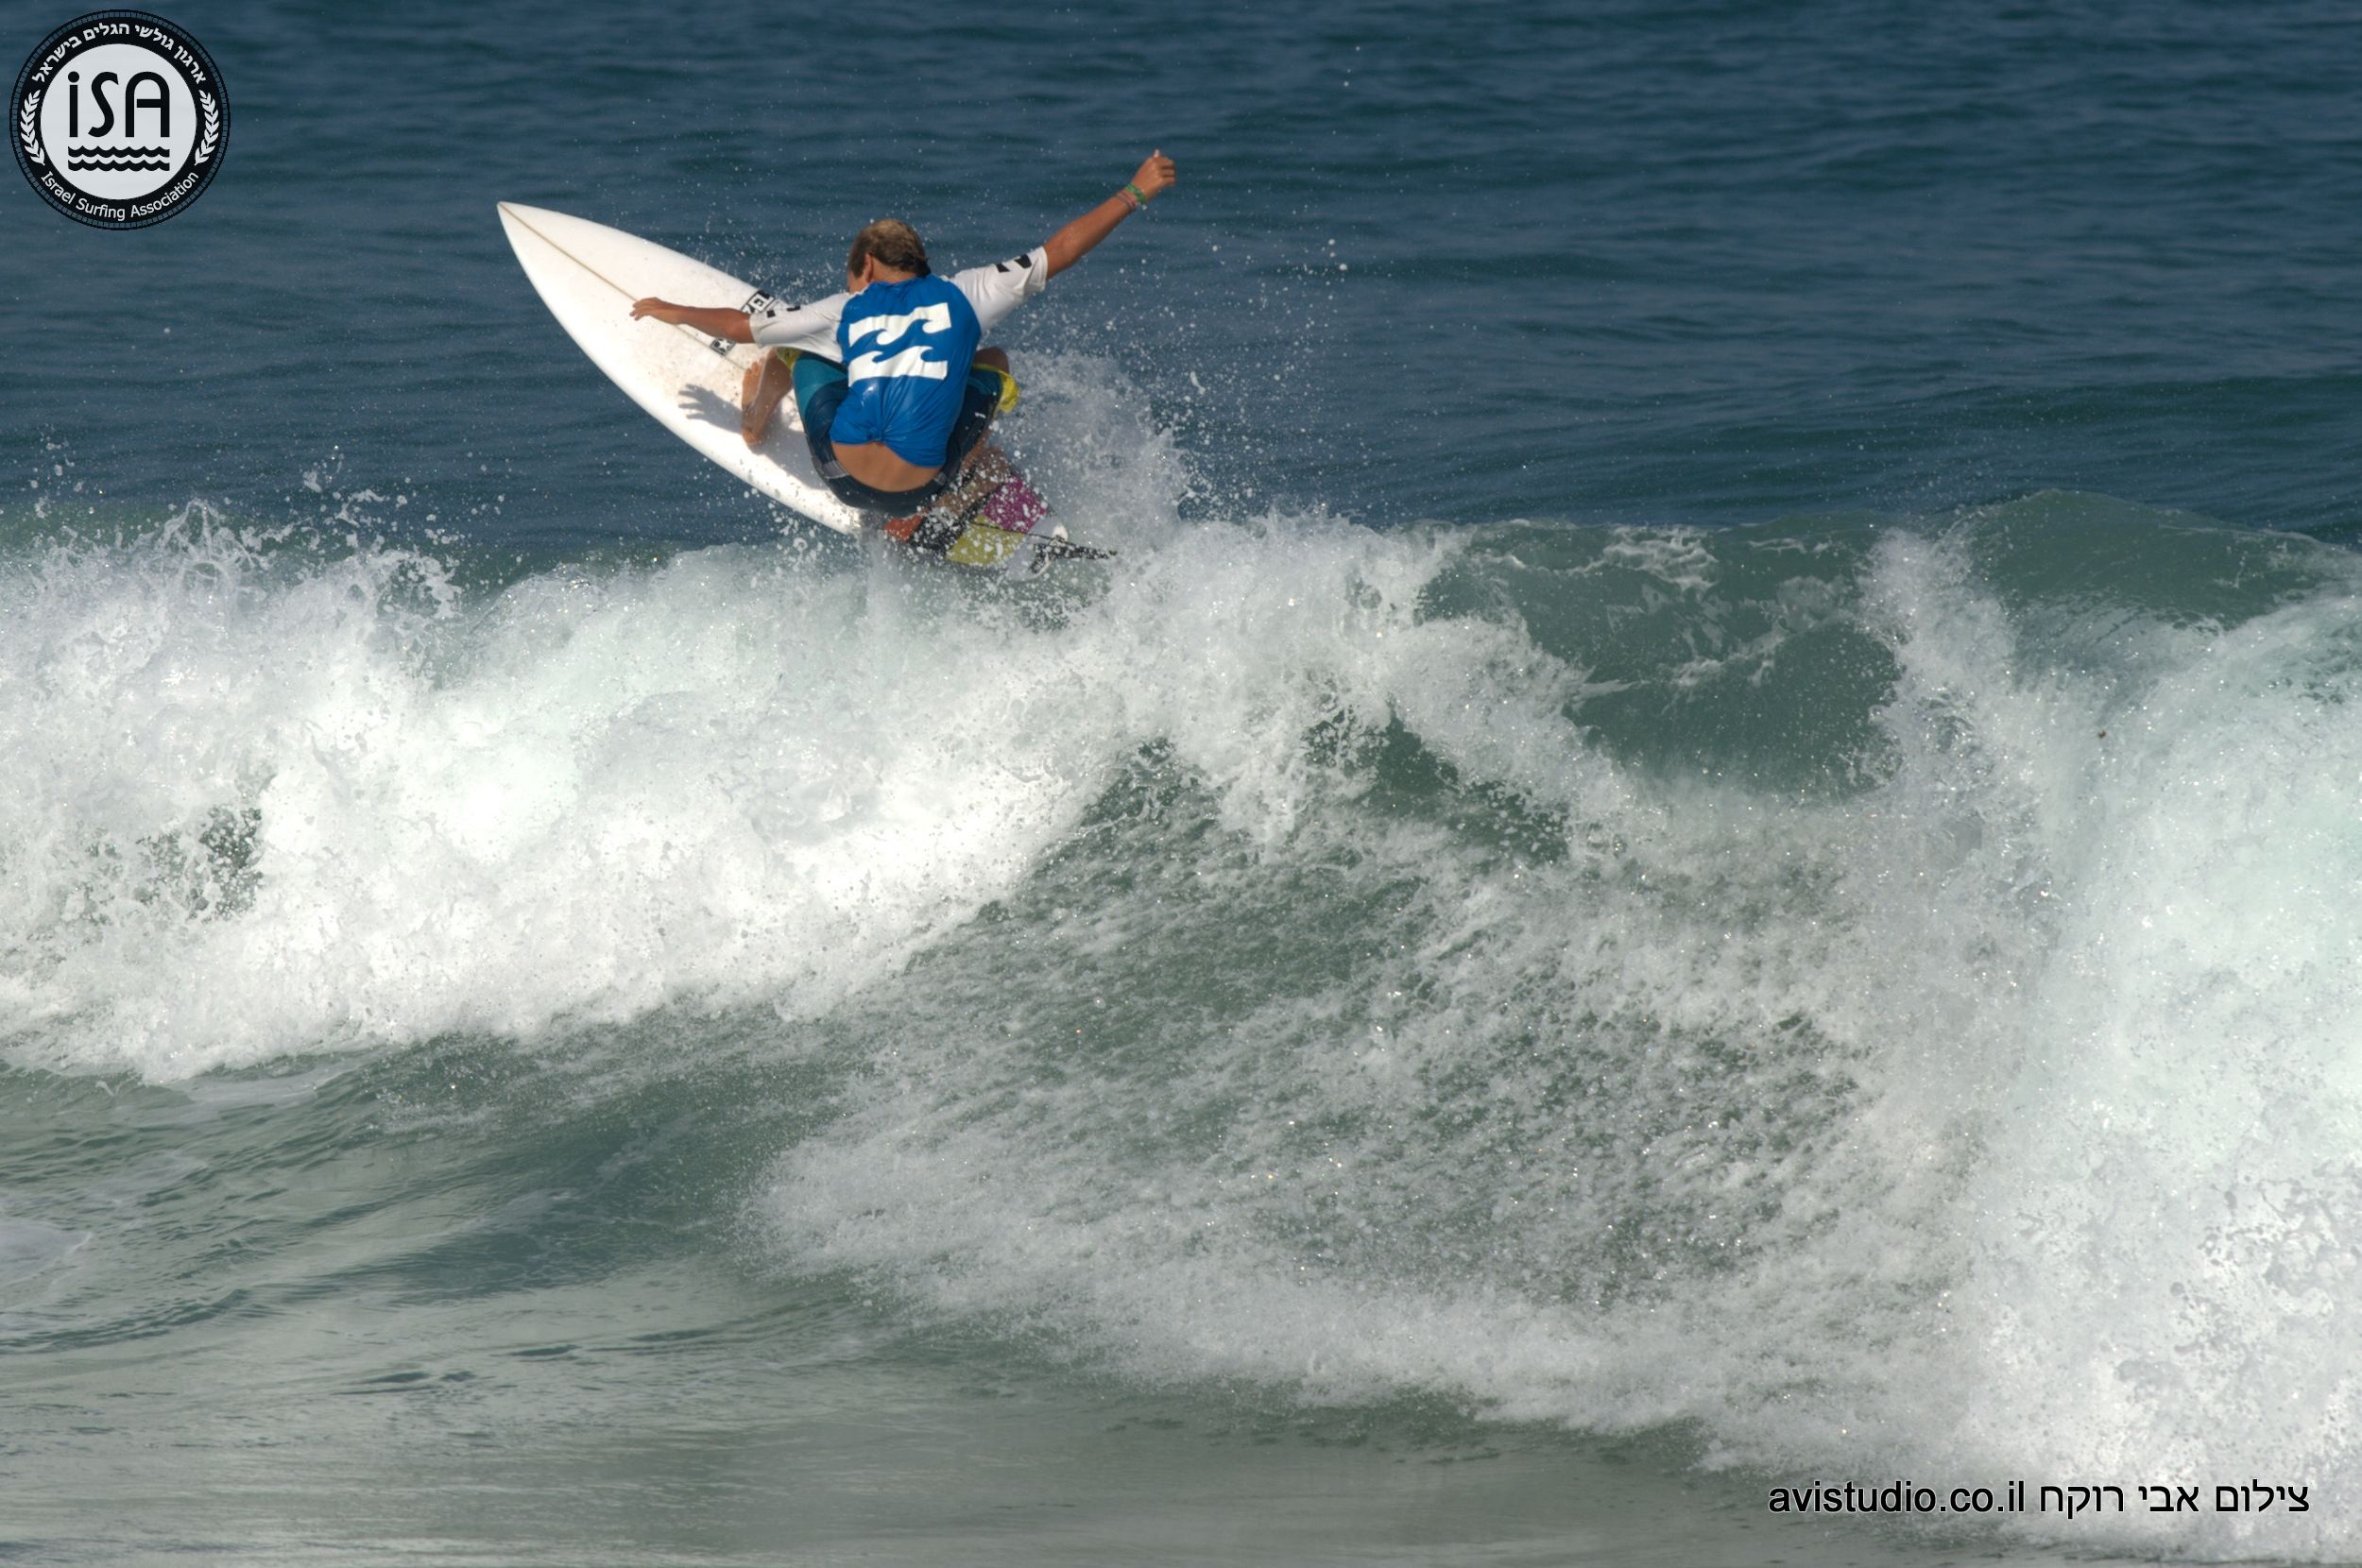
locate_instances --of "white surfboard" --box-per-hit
[497,202,864,535]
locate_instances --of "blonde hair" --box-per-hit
[847,218,930,278]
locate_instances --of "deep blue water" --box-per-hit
[6,2,2362,1562]
[12,0,2358,541]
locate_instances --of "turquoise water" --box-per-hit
[7,4,2361,1562]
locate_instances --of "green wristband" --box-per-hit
[1124,181,1151,208]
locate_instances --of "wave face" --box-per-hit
[5,452,2360,1556]
[754,499,2362,1563]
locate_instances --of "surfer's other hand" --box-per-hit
[631,298,679,322]
[1131,150,1176,199]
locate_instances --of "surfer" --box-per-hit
[629,150,1177,542]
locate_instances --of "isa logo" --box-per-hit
[13,10,227,229]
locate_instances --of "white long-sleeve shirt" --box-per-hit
[746,245,1053,355]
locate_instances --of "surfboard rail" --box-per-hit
[497,201,864,535]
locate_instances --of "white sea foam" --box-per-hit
[754,519,2362,1561]
[0,514,1126,1077]
[8,401,2362,1556]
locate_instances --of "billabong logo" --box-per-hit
[12,10,227,229]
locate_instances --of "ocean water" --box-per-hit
[6,2,2362,1562]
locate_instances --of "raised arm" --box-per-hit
[1042,151,1177,279]
[628,299,753,340]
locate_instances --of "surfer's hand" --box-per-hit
[1131,150,1176,200]
[630,298,681,323]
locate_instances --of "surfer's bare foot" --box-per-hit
[740,351,793,447]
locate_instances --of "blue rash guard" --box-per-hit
[827,275,984,468]
[746,247,1050,508]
